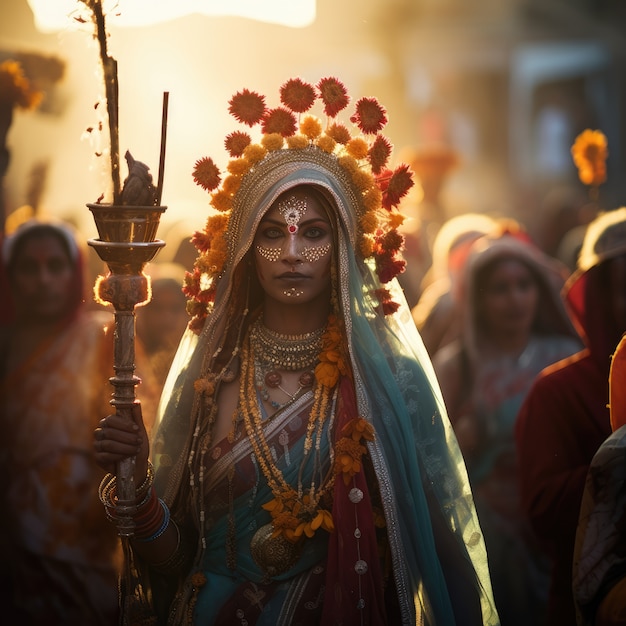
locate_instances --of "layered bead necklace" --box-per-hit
[249,318,323,410]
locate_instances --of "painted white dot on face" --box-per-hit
[301,243,331,263]
[256,245,282,262]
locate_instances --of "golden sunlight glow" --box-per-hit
[27,0,316,32]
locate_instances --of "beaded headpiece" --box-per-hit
[185,77,414,333]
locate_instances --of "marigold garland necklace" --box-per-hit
[238,331,336,578]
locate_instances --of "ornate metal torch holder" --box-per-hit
[88,203,166,536]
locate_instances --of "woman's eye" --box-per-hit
[262,227,283,239]
[304,226,326,239]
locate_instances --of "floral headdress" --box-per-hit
[185,77,414,333]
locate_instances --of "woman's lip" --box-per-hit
[277,272,308,279]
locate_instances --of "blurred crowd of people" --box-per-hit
[1,176,625,625]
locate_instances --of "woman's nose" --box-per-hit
[282,235,302,264]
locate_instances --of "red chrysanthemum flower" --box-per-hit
[317,77,350,118]
[192,157,221,192]
[280,78,316,113]
[190,231,212,253]
[378,164,414,210]
[376,256,406,283]
[380,229,404,255]
[369,135,392,175]
[262,107,298,137]
[224,131,251,157]
[327,122,351,145]
[350,97,388,135]
[228,89,266,126]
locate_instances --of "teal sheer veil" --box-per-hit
[150,148,499,625]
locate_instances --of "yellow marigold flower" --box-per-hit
[300,115,322,140]
[571,129,608,187]
[210,190,232,212]
[360,235,375,257]
[205,248,227,272]
[316,134,336,153]
[346,137,369,160]
[363,187,382,212]
[360,212,379,234]
[287,134,309,149]
[261,132,284,151]
[221,174,241,196]
[352,169,374,192]
[244,143,268,165]
[227,157,251,176]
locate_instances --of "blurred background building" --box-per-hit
[1,0,625,266]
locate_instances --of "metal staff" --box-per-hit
[88,205,166,535]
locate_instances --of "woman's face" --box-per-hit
[477,257,539,337]
[253,188,333,307]
[10,233,76,321]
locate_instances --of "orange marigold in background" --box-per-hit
[571,129,608,187]
[0,60,42,109]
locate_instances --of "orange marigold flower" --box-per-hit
[376,256,406,283]
[341,417,375,442]
[315,361,340,388]
[363,187,382,212]
[379,165,414,210]
[0,60,42,109]
[346,137,369,160]
[228,88,266,126]
[327,122,351,145]
[369,135,392,175]
[317,77,350,118]
[189,314,207,335]
[571,129,608,187]
[243,143,268,165]
[337,154,358,176]
[221,174,241,196]
[350,97,388,135]
[192,157,221,192]
[191,571,207,587]
[280,77,316,113]
[287,135,309,149]
[227,157,251,176]
[352,169,374,192]
[300,115,322,140]
[360,212,379,234]
[193,377,215,396]
[316,134,336,153]
[359,235,375,257]
[262,107,298,137]
[388,212,405,228]
[210,190,233,212]
[262,133,284,151]
[224,131,251,157]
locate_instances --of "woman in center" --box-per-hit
[95,78,498,625]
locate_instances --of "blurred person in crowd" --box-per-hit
[411,212,498,356]
[135,262,189,435]
[515,208,626,626]
[0,219,120,625]
[573,334,626,626]
[432,228,581,625]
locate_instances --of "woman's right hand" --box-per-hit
[94,402,150,482]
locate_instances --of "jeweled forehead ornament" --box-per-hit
[278,196,307,234]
